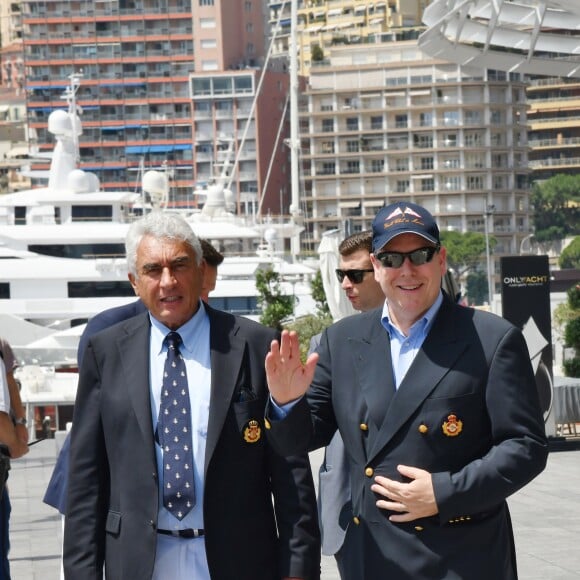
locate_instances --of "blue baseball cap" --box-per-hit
[372,202,440,253]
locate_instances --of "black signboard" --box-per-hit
[500,256,553,421]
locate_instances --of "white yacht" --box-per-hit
[0,76,315,353]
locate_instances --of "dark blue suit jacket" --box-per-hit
[43,300,146,513]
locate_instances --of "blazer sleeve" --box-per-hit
[63,340,107,579]
[432,325,548,521]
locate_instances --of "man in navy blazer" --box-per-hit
[63,213,320,579]
[265,202,548,579]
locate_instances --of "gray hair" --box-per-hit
[125,211,203,276]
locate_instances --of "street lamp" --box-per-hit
[483,204,495,307]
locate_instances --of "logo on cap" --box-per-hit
[385,206,423,221]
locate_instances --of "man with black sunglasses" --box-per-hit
[317,231,384,577]
[265,201,548,579]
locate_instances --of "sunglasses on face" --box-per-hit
[375,245,440,269]
[335,268,374,284]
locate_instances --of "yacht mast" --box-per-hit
[289,0,302,259]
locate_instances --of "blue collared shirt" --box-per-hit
[149,302,211,532]
[381,292,443,389]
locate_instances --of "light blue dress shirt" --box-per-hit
[381,291,443,389]
[149,302,211,579]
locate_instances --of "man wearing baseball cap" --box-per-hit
[265,201,548,579]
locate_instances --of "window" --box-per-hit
[322,119,334,133]
[321,141,334,154]
[68,281,134,298]
[200,18,216,28]
[442,111,458,126]
[442,133,457,147]
[395,158,409,171]
[420,178,434,192]
[200,39,217,49]
[464,110,481,124]
[346,161,360,174]
[442,157,460,168]
[0,283,9,299]
[413,134,433,148]
[346,140,359,152]
[396,180,410,193]
[246,22,254,33]
[199,0,214,5]
[464,132,482,147]
[444,176,461,190]
[466,175,484,189]
[346,117,358,131]
[370,116,383,130]
[490,110,502,124]
[208,296,258,315]
[370,159,384,173]
[321,162,335,175]
[395,114,408,128]
[420,157,433,170]
[419,112,432,127]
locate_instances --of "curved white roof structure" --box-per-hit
[419,0,580,77]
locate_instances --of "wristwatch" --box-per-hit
[14,417,27,426]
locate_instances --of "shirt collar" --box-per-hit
[381,291,443,338]
[149,300,207,356]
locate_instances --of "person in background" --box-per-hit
[312,231,384,578]
[0,339,29,580]
[63,212,320,579]
[265,201,548,579]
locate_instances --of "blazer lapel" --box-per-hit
[353,318,395,431]
[368,299,469,461]
[117,313,156,448]
[204,308,245,474]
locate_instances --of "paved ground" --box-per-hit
[7,438,580,579]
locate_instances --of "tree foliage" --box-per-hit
[311,43,324,62]
[310,270,331,319]
[465,270,487,306]
[559,236,580,269]
[561,284,580,378]
[531,174,580,242]
[439,230,492,277]
[255,267,295,330]
[285,314,332,362]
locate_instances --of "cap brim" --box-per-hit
[373,229,439,253]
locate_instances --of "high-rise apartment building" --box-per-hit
[268,0,427,75]
[299,39,531,294]
[17,0,289,213]
[527,78,580,180]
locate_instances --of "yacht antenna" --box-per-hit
[62,72,83,166]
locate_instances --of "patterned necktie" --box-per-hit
[158,331,195,520]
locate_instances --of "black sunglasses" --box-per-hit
[375,245,440,269]
[335,268,374,284]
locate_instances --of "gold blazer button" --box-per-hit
[365,467,374,477]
